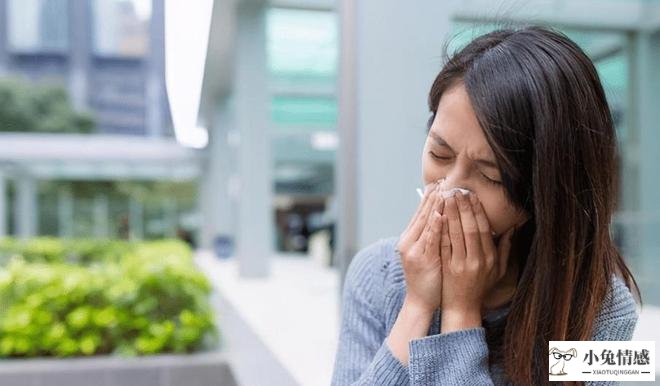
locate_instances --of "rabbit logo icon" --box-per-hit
[549,347,577,376]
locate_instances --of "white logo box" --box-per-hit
[548,340,655,382]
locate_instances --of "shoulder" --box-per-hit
[592,273,640,340]
[599,273,640,321]
[342,235,404,310]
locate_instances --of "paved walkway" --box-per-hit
[196,250,340,386]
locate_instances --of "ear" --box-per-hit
[549,347,559,354]
[569,348,577,356]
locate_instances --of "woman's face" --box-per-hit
[422,82,528,237]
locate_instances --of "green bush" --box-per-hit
[0,237,134,265]
[0,238,218,358]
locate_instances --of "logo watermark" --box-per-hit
[548,340,655,382]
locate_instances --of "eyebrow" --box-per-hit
[429,131,499,169]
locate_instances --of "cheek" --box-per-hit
[477,194,519,235]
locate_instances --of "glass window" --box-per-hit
[266,8,338,86]
[271,96,337,128]
[7,0,68,52]
[92,0,151,57]
[266,8,338,232]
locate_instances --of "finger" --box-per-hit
[436,194,446,216]
[455,192,481,264]
[409,189,440,243]
[497,227,515,279]
[469,193,497,267]
[411,199,439,257]
[440,215,451,266]
[423,209,442,258]
[444,195,465,262]
[403,182,436,236]
[402,186,438,246]
[406,182,436,229]
[427,195,446,251]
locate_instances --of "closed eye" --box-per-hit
[481,173,502,185]
[429,151,451,160]
[429,151,502,185]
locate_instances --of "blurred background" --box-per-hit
[0,0,657,385]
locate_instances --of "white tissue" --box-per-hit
[416,181,472,200]
[415,183,497,236]
[440,187,471,198]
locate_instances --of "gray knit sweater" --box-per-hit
[330,235,640,385]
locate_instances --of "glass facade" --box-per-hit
[266,6,338,196]
[7,0,68,52]
[266,8,337,86]
[35,180,197,240]
[92,0,150,57]
[271,95,337,127]
[266,7,338,252]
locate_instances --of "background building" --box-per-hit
[0,0,200,243]
[0,0,172,136]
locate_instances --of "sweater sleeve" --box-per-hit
[404,274,640,386]
[331,240,411,386]
[585,274,640,386]
[407,326,496,385]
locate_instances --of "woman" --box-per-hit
[331,26,642,386]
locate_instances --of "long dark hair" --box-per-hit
[426,26,642,385]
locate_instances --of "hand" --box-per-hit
[439,191,515,331]
[395,181,446,314]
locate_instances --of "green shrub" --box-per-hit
[0,237,134,265]
[0,238,218,358]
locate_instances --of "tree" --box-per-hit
[0,77,95,133]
